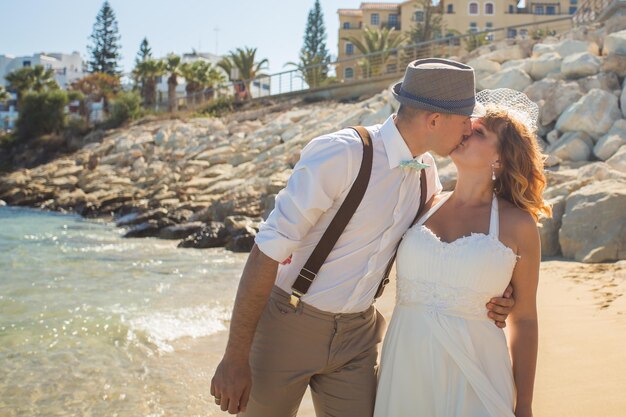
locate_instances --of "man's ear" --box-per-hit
[426,112,440,130]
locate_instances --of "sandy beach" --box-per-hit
[292,259,626,417]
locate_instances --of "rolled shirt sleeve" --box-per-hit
[255,136,355,262]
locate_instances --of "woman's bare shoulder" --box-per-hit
[498,198,538,236]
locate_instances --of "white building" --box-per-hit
[0,51,86,90]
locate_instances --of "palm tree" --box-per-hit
[133,58,165,108]
[218,47,268,100]
[342,27,406,78]
[165,54,182,112]
[5,65,59,104]
[180,60,225,108]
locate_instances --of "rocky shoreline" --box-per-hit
[1,25,625,261]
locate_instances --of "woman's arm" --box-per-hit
[508,213,541,417]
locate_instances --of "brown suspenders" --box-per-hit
[289,126,429,308]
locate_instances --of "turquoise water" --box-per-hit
[0,206,247,416]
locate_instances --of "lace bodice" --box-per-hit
[396,193,519,319]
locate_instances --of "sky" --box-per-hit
[0,0,366,75]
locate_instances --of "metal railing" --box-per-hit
[573,0,610,24]
[142,16,573,113]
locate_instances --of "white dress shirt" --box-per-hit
[255,115,442,313]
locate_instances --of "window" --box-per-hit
[469,22,478,33]
[535,5,545,14]
[469,2,479,15]
[570,0,577,4]
[486,22,493,29]
[520,29,528,37]
[345,42,354,55]
[371,13,379,25]
[414,10,424,22]
[343,22,350,29]
[569,6,577,13]
[485,2,494,14]
[22,60,31,67]
[509,4,515,13]
[546,5,556,14]
[447,4,454,13]
[344,67,354,79]
[507,28,517,38]
[389,14,398,25]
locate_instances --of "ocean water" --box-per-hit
[0,206,248,417]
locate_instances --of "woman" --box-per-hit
[374,89,551,417]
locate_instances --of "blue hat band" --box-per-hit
[398,88,476,110]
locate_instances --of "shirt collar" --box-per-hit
[380,114,422,169]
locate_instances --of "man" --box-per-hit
[211,58,515,416]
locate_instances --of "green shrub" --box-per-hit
[17,90,69,139]
[107,91,142,128]
[201,95,236,117]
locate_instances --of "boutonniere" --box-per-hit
[399,160,430,171]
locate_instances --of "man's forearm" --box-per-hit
[224,244,279,359]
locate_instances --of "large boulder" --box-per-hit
[577,72,621,94]
[603,29,626,55]
[524,79,583,126]
[467,57,501,74]
[528,52,562,80]
[601,54,626,77]
[593,120,626,161]
[482,45,526,63]
[621,80,626,118]
[606,145,626,173]
[539,196,566,257]
[158,222,205,240]
[560,52,601,79]
[559,180,626,262]
[546,131,593,162]
[177,222,228,248]
[554,39,600,57]
[480,67,533,91]
[555,89,622,140]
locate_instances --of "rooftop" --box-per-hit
[360,2,401,10]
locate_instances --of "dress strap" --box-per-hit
[416,192,452,226]
[488,194,499,238]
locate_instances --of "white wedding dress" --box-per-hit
[374,193,519,417]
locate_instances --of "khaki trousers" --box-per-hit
[240,286,386,417]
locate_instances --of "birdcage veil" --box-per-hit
[475,88,539,133]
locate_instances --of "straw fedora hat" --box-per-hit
[391,58,483,117]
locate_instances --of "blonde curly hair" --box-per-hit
[481,106,552,222]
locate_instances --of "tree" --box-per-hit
[409,0,443,43]
[136,37,152,63]
[218,47,268,100]
[87,1,122,75]
[17,90,69,139]
[0,86,10,103]
[70,72,120,119]
[165,54,182,112]
[5,65,59,104]
[342,27,406,77]
[301,0,330,85]
[133,58,165,108]
[180,60,225,107]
